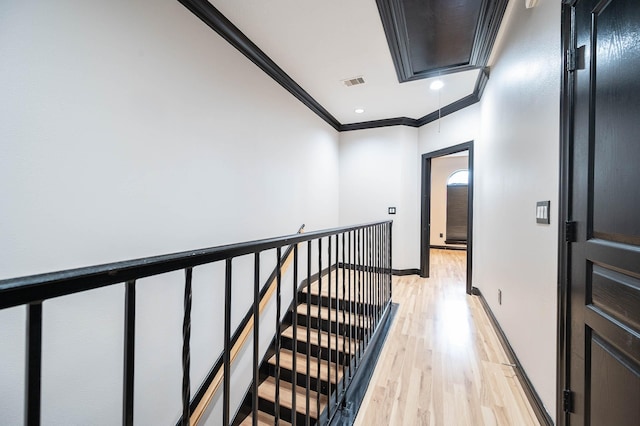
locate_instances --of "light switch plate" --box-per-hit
[388,207,396,215]
[536,201,550,224]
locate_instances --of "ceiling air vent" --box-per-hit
[342,76,365,87]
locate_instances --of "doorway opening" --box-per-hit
[420,141,474,294]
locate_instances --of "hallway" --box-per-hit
[355,249,538,425]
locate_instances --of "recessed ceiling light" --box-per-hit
[430,80,444,91]
[355,108,365,114]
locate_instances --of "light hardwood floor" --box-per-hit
[354,249,539,426]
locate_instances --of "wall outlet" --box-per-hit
[498,289,502,305]
[439,233,443,238]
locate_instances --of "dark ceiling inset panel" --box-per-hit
[405,0,483,71]
[377,0,508,82]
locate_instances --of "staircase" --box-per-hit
[235,269,373,425]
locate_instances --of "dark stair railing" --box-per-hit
[187,224,307,425]
[233,222,394,426]
[0,221,392,426]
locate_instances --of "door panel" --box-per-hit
[568,0,640,424]
[589,334,640,426]
[591,264,640,331]
[592,0,640,244]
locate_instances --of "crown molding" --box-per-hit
[178,0,342,131]
[342,68,489,132]
[178,0,492,133]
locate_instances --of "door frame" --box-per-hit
[557,2,574,425]
[420,141,474,294]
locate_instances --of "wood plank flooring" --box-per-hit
[354,249,539,426]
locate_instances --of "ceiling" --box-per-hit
[203,0,508,127]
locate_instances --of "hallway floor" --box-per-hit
[354,249,539,425]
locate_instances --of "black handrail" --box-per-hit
[0,222,388,310]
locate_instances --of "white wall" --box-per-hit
[339,126,420,271]
[0,0,339,424]
[418,104,480,154]
[430,155,469,247]
[475,0,560,419]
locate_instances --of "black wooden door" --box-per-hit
[567,0,640,424]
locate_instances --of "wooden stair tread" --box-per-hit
[268,349,344,383]
[282,325,358,353]
[304,282,367,300]
[258,376,328,419]
[297,303,372,325]
[239,411,291,426]
[304,272,385,299]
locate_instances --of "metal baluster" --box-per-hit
[378,225,384,312]
[275,247,282,424]
[306,241,312,426]
[363,228,367,339]
[385,224,389,305]
[367,228,372,340]
[366,227,371,340]
[382,225,386,307]
[123,280,136,426]
[361,229,365,353]
[252,253,260,426]
[389,222,393,301]
[348,231,353,376]
[341,233,347,389]
[292,245,298,426]
[369,227,374,328]
[386,224,390,305]
[25,302,42,426]
[377,225,381,321]
[372,226,376,323]
[327,236,332,420]
[383,224,387,307]
[334,234,339,402]
[316,238,322,424]
[182,268,193,426]
[223,260,232,426]
[356,229,362,359]
[371,226,375,324]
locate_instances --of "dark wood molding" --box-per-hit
[475,289,554,426]
[340,117,420,132]
[337,263,419,277]
[416,94,480,127]
[475,67,491,98]
[376,0,508,83]
[375,0,413,83]
[177,0,341,131]
[391,268,421,276]
[469,0,510,67]
[342,69,489,132]
[429,245,467,251]
[557,3,572,426]
[420,142,474,294]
